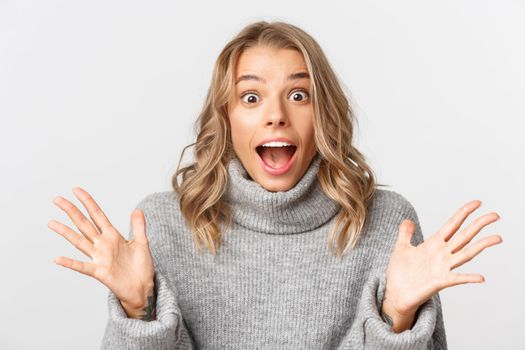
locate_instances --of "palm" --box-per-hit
[385,200,503,315]
[91,227,154,306]
[49,187,155,309]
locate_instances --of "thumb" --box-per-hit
[396,219,415,248]
[130,209,148,246]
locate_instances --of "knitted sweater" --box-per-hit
[100,153,448,349]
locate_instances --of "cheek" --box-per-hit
[295,113,315,141]
[228,110,257,150]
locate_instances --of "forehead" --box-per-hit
[234,46,309,80]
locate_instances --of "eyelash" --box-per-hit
[240,89,310,104]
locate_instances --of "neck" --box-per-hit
[224,153,341,234]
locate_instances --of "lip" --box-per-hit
[256,145,297,176]
[255,136,297,148]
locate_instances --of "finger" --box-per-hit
[445,272,485,287]
[48,219,95,259]
[130,209,148,246]
[72,187,113,233]
[438,200,482,242]
[447,213,500,254]
[396,219,415,248]
[53,196,100,243]
[54,256,96,278]
[449,234,503,270]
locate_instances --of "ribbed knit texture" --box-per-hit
[100,153,448,349]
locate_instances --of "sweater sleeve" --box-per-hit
[337,198,448,350]
[100,270,194,349]
[99,194,195,349]
[337,268,447,350]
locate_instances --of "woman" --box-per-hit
[49,21,502,349]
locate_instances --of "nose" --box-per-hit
[264,98,289,128]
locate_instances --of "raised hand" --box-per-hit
[381,200,503,332]
[49,187,156,320]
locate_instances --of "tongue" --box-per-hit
[259,146,295,169]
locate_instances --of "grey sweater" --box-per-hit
[100,154,447,349]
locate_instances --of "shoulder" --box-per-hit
[131,191,184,258]
[369,188,418,219]
[133,190,183,228]
[368,188,424,246]
[135,190,180,212]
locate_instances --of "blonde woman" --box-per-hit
[49,21,502,349]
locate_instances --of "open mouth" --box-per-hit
[255,145,297,169]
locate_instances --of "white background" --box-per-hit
[1,1,523,349]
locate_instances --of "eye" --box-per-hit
[240,92,259,104]
[289,90,309,102]
[240,90,310,104]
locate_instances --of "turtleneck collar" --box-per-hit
[224,153,341,234]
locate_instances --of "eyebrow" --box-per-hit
[235,71,310,85]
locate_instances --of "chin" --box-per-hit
[253,167,302,192]
[258,179,294,192]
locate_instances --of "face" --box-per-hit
[227,46,317,192]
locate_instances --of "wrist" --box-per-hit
[120,301,149,319]
[380,297,417,333]
[120,279,157,320]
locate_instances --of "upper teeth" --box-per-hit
[261,141,294,147]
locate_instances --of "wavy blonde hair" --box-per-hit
[172,20,387,258]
